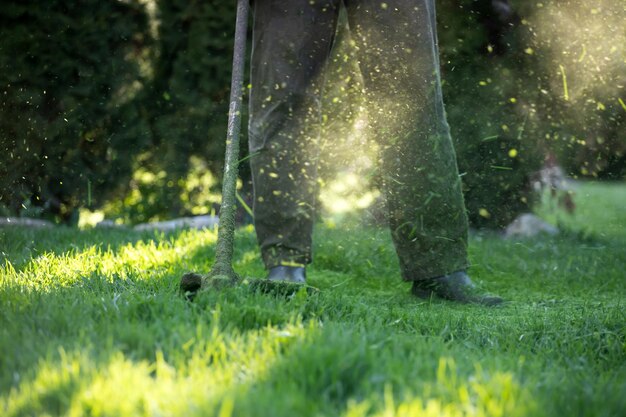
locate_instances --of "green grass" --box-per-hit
[1,181,624,417]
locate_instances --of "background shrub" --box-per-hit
[0,0,151,222]
[0,0,623,227]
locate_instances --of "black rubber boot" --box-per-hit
[266,265,306,284]
[411,271,503,306]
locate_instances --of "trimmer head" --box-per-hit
[179,0,250,302]
[180,272,319,300]
[179,269,241,300]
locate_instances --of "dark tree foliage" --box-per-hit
[437,0,543,228]
[1,0,622,227]
[0,0,151,222]
[510,0,626,180]
[438,0,624,228]
[125,0,240,222]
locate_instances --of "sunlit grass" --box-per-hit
[344,359,533,417]
[1,181,625,416]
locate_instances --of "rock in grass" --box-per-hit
[504,213,558,238]
[134,215,219,232]
[0,217,54,228]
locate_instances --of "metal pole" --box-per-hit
[180,0,249,294]
[210,0,249,281]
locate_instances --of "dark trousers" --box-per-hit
[248,0,469,280]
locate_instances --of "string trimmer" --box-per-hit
[179,0,249,298]
[179,0,318,299]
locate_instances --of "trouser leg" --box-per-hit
[345,0,469,280]
[249,0,340,269]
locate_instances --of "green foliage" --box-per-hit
[0,0,151,222]
[130,0,240,219]
[0,182,625,416]
[102,156,221,224]
[0,0,241,223]
[1,0,623,228]
[512,0,626,179]
[436,0,625,228]
[435,0,544,228]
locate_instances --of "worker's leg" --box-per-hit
[249,0,340,269]
[345,0,469,280]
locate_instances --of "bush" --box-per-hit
[434,0,545,228]
[437,0,624,227]
[0,0,152,222]
[513,0,625,180]
[98,0,246,223]
[2,0,622,228]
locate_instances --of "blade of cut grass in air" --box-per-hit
[236,191,253,218]
[559,64,569,101]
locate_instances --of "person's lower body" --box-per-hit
[248,0,339,270]
[248,0,500,304]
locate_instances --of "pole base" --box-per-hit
[180,264,322,300]
[179,265,241,301]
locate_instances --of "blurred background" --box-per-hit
[0,0,623,230]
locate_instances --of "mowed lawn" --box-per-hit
[1,181,624,417]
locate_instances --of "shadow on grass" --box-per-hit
[3,299,540,417]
